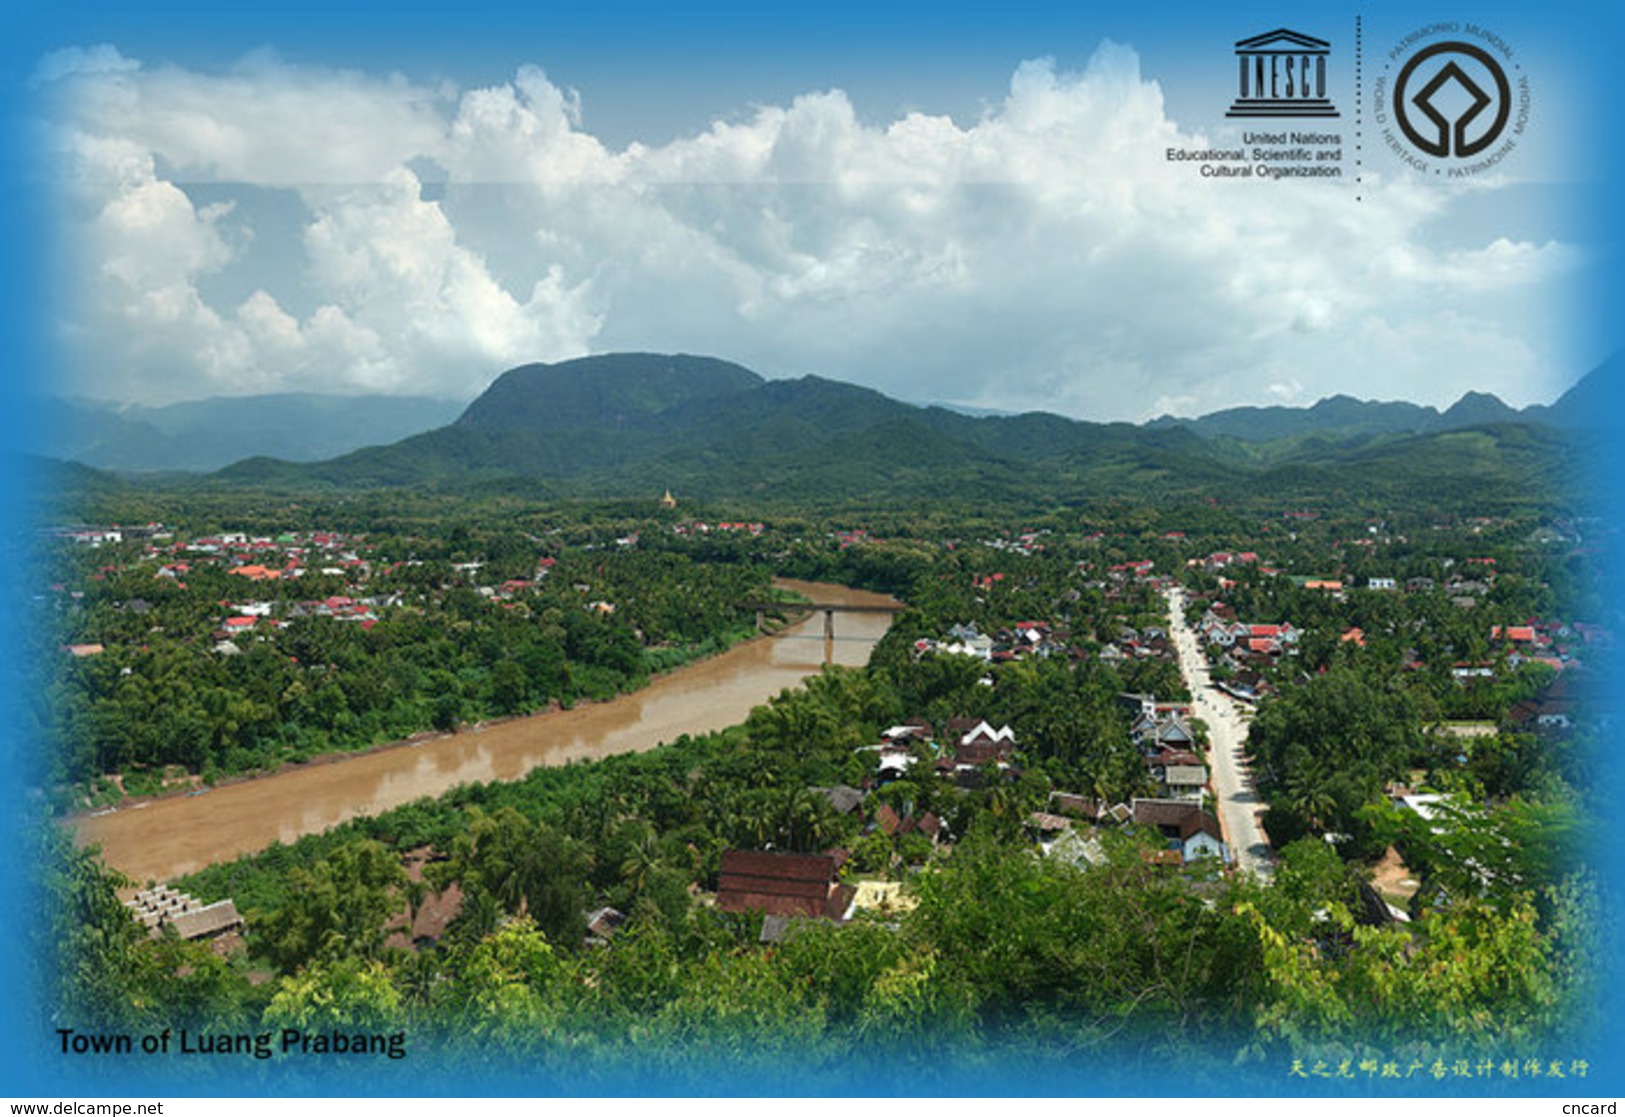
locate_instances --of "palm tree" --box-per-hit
[736,791,780,848]
[1283,767,1337,835]
[780,787,822,852]
[619,824,661,898]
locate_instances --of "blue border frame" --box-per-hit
[2,0,1621,1098]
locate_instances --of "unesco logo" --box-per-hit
[1375,24,1531,175]
[1226,29,1340,118]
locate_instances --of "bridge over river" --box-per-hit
[739,597,907,649]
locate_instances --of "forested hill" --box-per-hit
[455,353,766,433]
[134,352,1600,509]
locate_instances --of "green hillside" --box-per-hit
[79,352,1596,513]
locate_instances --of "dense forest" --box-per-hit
[25,485,1617,1093]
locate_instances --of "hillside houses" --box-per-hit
[1508,671,1600,734]
[45,522,166,547]
[859,717,1019,785]
[715,850,856,922]
[872,802,944,845]
[1125,700,1195,750]
[670,520,766,537]
[44,525,409,660]
[57,526,124,546]
[1188,550,1260,575]
[981,529,1050,555]
[213,593,396,641]
[939,718,1017,772]
[915,623,993,661]
[1197,610,1298,657]
[1132,798,1229,865]
[126,528,380,587]
[1134,719,1208,801]
[915,620,1071,664]
[126,886,244,942]
[1117,693,1209,800]
[1097,621,1174,664]
[1034,793,1229,868]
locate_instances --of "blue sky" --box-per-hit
[11,1,1614,422]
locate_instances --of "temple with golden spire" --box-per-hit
[658,488,677,509]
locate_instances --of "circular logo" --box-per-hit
[1392,41,1511,158]
[1373,26,1530,175]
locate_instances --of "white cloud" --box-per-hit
[40,42,1584,416]
[31,44,140,87]
[446,65,611,184]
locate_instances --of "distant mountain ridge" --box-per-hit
[1147,356,1612,442]
[186,351,1599,508]
[30,392,467,472]
[35,351,1609,509]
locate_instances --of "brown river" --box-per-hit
[72,580,899,883]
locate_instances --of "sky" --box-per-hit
[20,2,1616,422]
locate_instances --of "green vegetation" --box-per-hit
[29,375,1612,1089]
[37,352,1600,516]
[29,516,768,805]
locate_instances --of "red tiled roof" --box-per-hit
[228,564,279,581]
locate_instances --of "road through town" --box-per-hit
[1167,586,1274,878]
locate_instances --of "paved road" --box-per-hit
[1166,586,1274,878]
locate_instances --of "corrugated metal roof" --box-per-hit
[165,899,243,940]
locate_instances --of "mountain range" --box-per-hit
[34,352,1613,509]
[27,392,466,473]
[1146,366,1609,442]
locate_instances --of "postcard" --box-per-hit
[3,0,1621,1101]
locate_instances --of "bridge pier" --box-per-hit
[736,599,903,655]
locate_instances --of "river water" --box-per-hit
[72,579,898,883]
